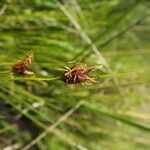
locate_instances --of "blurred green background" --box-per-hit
[0,0,150,150]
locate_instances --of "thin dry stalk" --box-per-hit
[22,101,83,150]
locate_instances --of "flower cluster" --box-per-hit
[11,52,35,77]
[61,65,96,84]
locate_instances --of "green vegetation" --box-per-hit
[0,0,150,150]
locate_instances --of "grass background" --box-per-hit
[0,0,150,150]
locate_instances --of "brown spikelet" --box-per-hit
[11,52,35,77]
[61,64,96,84]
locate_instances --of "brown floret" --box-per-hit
[11,52,35,77]
[61,65,96,84]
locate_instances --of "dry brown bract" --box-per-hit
[61,65,96,84]
[11,52,35,77]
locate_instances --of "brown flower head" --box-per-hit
[61,64,96,84]
[11,52,35,77]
